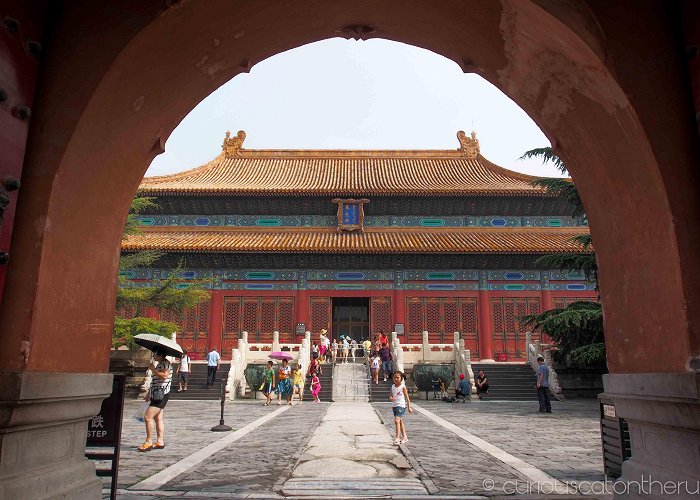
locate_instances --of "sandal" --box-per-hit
[153,443,165,449]
[137,442,153,452]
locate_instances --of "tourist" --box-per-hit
[378,330,389,347]
[292,364,305,405]
[456,373,471,402]
[331,338,338,363]
[475,369,489,400]
[371,352,381,384]
[536,355,552,413]
[389,371,412,445]
[276,358,293,405]
[262,360,275,406]
[310,371,322,402]
[176,348,190,392]
[319,329,328,363]
[312,341,319,359]
[308,350,322,376]
[138,348,172,451]
[323,333,331,361]
[350,338,358,362]
[379,342,393,381]
[341,336,350,363]
[362,337,372,360]
[206,347,220,388]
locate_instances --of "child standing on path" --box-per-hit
[310,372,321,402]
[389,371,412,445]
[292,365,305,405]
[262,360,275,406]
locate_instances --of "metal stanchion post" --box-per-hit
[211,379,233,432]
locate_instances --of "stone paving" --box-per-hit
[373,403,525,496]
[105,397,605,499]
[166,401,326,495]
[415,400,603,483]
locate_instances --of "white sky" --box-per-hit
[147,38,561,178]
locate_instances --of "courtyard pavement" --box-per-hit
[104,397,608,499]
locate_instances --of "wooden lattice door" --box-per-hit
[406,298,423,344]
[491,297,540,359]
[232,297,296,343]
[310,297,331,337]
[460,298,479,357]
[370,297,392,337]
[222,297,241,359]
[160,303,209,359]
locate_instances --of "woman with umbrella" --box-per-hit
[138,347,172,451]
[275,358,293,405]
[133,334,181,452]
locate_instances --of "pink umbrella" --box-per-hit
[268,351,293,361]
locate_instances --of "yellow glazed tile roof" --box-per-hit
[122,227,590,254]
[140,131,550,197]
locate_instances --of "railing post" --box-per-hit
[422,330,429,362]
[211,379,233,432]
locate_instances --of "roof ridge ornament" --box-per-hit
[457,130,480,159]
[223,130,246,157]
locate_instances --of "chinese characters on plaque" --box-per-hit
[332,198,369,233]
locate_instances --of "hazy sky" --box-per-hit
[147,38,560,178]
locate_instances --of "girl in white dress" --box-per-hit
[389,371,413,445]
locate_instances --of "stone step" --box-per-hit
[282,477,428,497]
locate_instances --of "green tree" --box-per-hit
[520,148,605,367]
[114,195,211,348]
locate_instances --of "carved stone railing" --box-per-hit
[454,332,475,394]
[391,331,404,373]
[226,331,248,399]
[526,331,564,400]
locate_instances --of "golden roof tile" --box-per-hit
[122,227,590,254]
[140,131,551,197]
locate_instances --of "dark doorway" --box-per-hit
[332,297,369,341]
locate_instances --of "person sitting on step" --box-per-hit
[475,369,490,400]
[455,373,471,402]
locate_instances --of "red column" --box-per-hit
[541,275,554,343]
[393,289,405,330]
[478,289,493,360]
[541,288,554,311]
[207,290,223,352]
[296,289,308,341]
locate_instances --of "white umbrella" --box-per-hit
[133,333,184,358]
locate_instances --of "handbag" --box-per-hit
[151,385,165,403]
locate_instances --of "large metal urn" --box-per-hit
[412,363,455,392]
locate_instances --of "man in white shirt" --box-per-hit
[206,347,220,388]
[177,349,191,392]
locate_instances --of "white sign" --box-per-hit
[603,404,616,418]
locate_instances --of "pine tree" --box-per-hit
[114,195,210,349]
[520,148,605,367]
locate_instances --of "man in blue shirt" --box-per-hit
[536,355,552,413]
[206,347,221,388]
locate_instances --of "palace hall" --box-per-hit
[121,130,595,361]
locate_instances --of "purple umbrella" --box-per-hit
[268,351,294,361]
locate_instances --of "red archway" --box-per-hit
[1,1,698,497]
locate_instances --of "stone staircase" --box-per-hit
[315,363,334,402]
[166,363,230,400]
[332,362,370,402]
[368,365,394,403]
[282,477,427,497]
[470,363,538,401]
